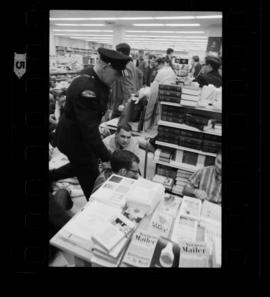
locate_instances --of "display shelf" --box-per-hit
[158,120,222,136]
[153,158,202,172]
[160,101,222,114]
[155,141,217,157]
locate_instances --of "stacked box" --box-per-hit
[156,164,177,179]
[202,134,221,153]
[157,126,180,145]
[172,169,193,195]
[158,84,182,103]
[185,113,214,131]
[161,105,186,123]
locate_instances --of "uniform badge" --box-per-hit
[81,90,96,98]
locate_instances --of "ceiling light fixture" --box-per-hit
[133,23,200,27]
[54,23,106,26]
[53,29,113,32]
[126,30,205,33]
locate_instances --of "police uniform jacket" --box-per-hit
[194,70,222,88]
[56,66,111,164]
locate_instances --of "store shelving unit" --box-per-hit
[153,92,222,196]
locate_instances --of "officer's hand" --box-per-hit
[118,105,125,112]
[194,189,208,200]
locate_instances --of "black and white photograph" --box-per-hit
[48,10,223,268]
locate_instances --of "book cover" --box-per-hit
[178,241,210,267]
[126,177,165,215]
[179,196,202,219]
[171,215,198,243]
[180,99,198,107]
[159,84,182,92]
[182,86,201,96]
[152,174,174,190]
[122,230,159,267]
[150,237,180,268]
[92,213,136,252]
[147,211,174,238]
[155,193,182,218]
[181,93,200,101]
[92,235,130,260]
[159,90,182,97]
[200,200,221,223]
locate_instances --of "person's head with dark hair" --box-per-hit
[111,150,140,179]
[166,48,174,58]
[192,56,200,63]
[115,123,132,149]
[148,54,156,67]
[204,56,221,72]
[116,43,131,57]
[215,149,222,176]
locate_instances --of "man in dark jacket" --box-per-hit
[193,56,222,88]
[55,47,131,200]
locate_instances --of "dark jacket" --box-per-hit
[56,66,111,164]
[193,70,222,88]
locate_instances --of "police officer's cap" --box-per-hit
[205,56,221,68]
[98,47,131,72]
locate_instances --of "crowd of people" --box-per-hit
[48,44,222,262]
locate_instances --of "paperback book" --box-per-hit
[147,211,174,238]
[178,241,210,267]
[122,229,159,267]
[179,196,202,219]
[150,237,180,268]
[155,193,182,218]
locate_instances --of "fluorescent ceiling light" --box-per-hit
[54,34,113,37]
[196,15,222,19]
[133,23,200,27]
[53,29,113,32]
[125,35,207,38]
[126,30,205,33]
[155,16,195,19]
[50,17,118,21]
[54,23,105,26]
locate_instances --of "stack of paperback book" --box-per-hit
[157,125,181,145]
[161,105,186,123]
[158,84,182,103]
[185,113,214,131]
[156,164,177,179]
[172,169,193,196]
[181,85,201,107]
[155,148,175,164]
[202,133,221,153]
[152,174,175,191]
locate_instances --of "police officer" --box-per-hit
[55,47,131,201]
[193,56,222,88]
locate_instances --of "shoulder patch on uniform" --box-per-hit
[81,90,96,98]
[81,74,91,78]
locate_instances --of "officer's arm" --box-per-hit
[73,90,111,162]
[193,74,207,88]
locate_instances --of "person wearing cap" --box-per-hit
[110,43,137,122]
[193,56,222,88]
[55,47,131,201]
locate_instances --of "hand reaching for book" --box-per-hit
[194,189,208,201]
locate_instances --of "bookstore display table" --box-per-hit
[50,175,221,268]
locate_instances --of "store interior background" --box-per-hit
[49,10,222,266]
[50,10,222,63]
